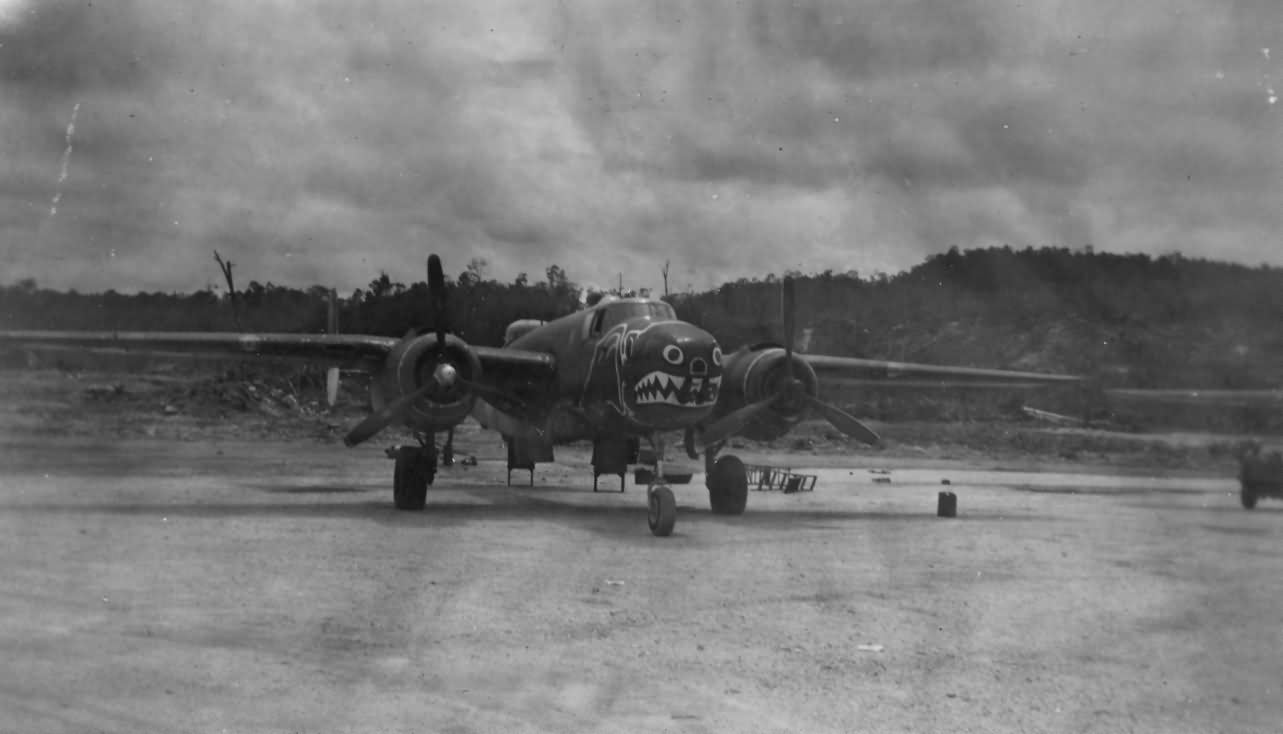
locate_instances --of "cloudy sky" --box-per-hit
[2,0,1280,295]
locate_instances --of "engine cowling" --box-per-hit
[713,344,819,442]
[371,333,482,431]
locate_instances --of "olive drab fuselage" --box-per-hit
[503,298,723,439]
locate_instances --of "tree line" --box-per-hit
[0,261,581,346]
[4,245,1282,403]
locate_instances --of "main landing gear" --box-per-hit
[441,427,455,468]
[694,436,748,516]
[387,432,438,511]
[643,434,751,536]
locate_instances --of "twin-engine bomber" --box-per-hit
[0,254,1082,536]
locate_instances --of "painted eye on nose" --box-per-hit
[662,345,684,365]
[622,333,637,360]
[711,347,723,367]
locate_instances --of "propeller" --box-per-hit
[699,396,777,447]
[455,374,529,415]
[343,256,453,447]
[343,254,531,447]
[701,275,881,447]
[803,394,881,445]
[344,382,436,447]
[780,275,879,444]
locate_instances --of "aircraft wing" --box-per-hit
[0,330,558,378]
[802,354,1083,389]
[0,330,400,370]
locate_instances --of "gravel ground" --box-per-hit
[3,430,1281,734]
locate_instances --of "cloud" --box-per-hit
[1,0,1281,298]
[0,0,168,92]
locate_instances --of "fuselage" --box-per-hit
[504,297,722,439]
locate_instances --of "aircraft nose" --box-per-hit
[633,322,721,375]
[624,321,724,414]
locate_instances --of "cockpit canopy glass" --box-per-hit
[589,300,677,336]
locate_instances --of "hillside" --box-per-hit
[669,246,1283,391]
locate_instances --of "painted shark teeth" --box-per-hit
[633,372,721,407]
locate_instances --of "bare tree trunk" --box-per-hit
[326,289,340,407]
[213,251,241,330]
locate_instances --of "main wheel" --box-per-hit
[1241,483,1258,510]
[648,485,677,537]
[708,454,748,515]
[393,446,432,511]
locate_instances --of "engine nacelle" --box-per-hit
[714,344,819,442]
[372,333,482,432]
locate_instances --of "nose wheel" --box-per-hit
[644,432,678,537]
[647,484,677,536]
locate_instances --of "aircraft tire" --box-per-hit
[1241,483,1258,510]
[708,455,748,515]
[648,486,677,537]
[393,446,429,511]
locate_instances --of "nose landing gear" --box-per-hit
[644,432,678,537]
[647,484,677,536]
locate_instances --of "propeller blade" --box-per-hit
[457,376,529,415]
[343,383,434,447]
[699,397,776,447]
[427,255,447,351]
[803,395,880,445]
[782,276,796,379]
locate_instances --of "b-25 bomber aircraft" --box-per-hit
[0,255,1081,536]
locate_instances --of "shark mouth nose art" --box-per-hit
[633,371,722,407]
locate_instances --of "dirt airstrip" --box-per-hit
[2,369,1282,733]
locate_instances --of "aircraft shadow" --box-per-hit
[1121,501,1283,514]
[1013,485,1222,497]
[685,508,1052,526]
[1197,523,1276,537]
[4,500,391,520]
[1,497,682,544]
[6,487,1054,539]
[245,483,378,495]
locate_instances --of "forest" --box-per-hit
[4,246,1282,432]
